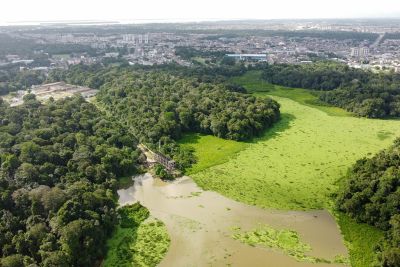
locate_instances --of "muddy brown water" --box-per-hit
[118,173,348,267]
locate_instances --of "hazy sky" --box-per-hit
[1,0,399,23]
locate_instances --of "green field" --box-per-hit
[180,134,248,174]
[185,96,400,210]
[178,71,400,266]
[231,71,351,117]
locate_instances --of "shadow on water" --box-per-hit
[247,112,296,144]
[179,113,296,146]
[178,131,202,145]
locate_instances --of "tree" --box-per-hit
[42,251,70,267]
[0,254,25,267]
[60,219,103,266]
[14,163,39,186]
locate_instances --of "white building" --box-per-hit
[350,47,369,58]
[122,34,135,42]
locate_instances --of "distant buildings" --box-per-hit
[7,82,98,107]
[3,23,399,74]
[351,47,370,58]
[122,34,149,44]
[122,34,135,42]
[104,52,119,58]
[226,54,267,61]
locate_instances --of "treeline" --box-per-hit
[0,34,96,58]
[96,71,280,141]
[383,33,400,41]
[261,62,400,118]
[337,140,400,266]
[175,46,228,61]
[47,63,249,88]
[0,95,141,266]
[262,62,370,90]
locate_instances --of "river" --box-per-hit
[118,173,348,267]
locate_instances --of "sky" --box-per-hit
[0,0,399,24]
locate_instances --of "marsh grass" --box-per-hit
[103,204,170,267]
[335,212,383,267]
[186,97,400,211]
[179,133,248,174]
[131,219,170,266]
[232,225,349,264]
[180,71,400,266]
[231,70,351,117]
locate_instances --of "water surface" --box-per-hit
[118,173,348,267]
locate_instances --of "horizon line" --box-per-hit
[1,16,400,26]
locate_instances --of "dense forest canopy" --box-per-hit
[174,46,229,61]
[261,62,400,118]
[46,65,280,169]
[0,66,46,95]
[47,63,249,87]
[0,95,141,266]
[96,71,280,141]
[337,140,400,266]
[383,33,400,41]
[261,62,371,91]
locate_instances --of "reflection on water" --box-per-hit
[118,173,348,267]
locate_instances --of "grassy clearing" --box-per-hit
[179,133,248,174]
[232,225,349,264]
[103,204,170,267]
[231,71,351,117]
[335,212,384,267]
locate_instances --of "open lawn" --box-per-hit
[179,71,400,266]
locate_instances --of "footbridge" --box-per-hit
[138,143,176,171]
